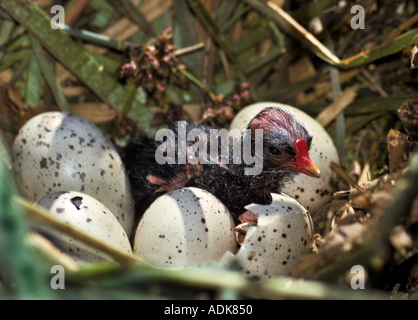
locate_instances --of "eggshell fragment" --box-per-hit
[235,193,313,278]
[32,191,132,263]
[11,112,135,236]
[133,187,237,268]
[230,102,339,213]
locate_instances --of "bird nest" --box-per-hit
[1,0,418,300]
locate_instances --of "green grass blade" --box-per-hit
[58,24,125,52]
[0,19,15,64]
[339,29,418,68]
[107,0,156,38]
[244,0,418,69]
[290,0,338,22]
[28,34,71,113]
[173,0,204,103]
[0,129,11,170]
[0,162,50,299]
[25,52,42,107]
[186,0,247,82]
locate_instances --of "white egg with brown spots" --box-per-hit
[133,187,237,268]
[31,191,132,263]
[11,112,135,236]
[230,102,339,213]
[235,193,313,278]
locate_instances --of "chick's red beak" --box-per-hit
[287,139,321,178]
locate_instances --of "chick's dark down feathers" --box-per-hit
[121,107,314,222]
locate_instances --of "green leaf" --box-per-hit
[89,0,114,29]
[0,19,15,64]
[28,34,71,112]
[0,162,50,299]
[25,53,42,107]
[106,0,156,38]
[173,0,204,103]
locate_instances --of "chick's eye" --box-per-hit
[269,146,281,155]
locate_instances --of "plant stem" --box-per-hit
[178,66,215,100]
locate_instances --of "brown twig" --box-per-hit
[64,0,92,26]
[315,87,357,127]
[360,69,389,97]
[387,129,408,174]
[384,12,418,44]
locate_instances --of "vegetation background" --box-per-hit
[0,0,418,299]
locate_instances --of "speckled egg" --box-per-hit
[133,187,237,268]
[31,191,132,263]
[230,102,339,213]
[11,112,134,236]
[235,193,313,278]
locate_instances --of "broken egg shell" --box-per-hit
[31,191,132,263]
[11,112,135,236]
[230,102,339,214]
[235,193,313,278]
[133,187,237,269]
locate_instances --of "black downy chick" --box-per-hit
[121,107,321,222]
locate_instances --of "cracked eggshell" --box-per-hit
[133,187,237,268]
[236,193,313,278]
[11,112,134,236]
[32,191,132,263]
[230,102,339,213]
